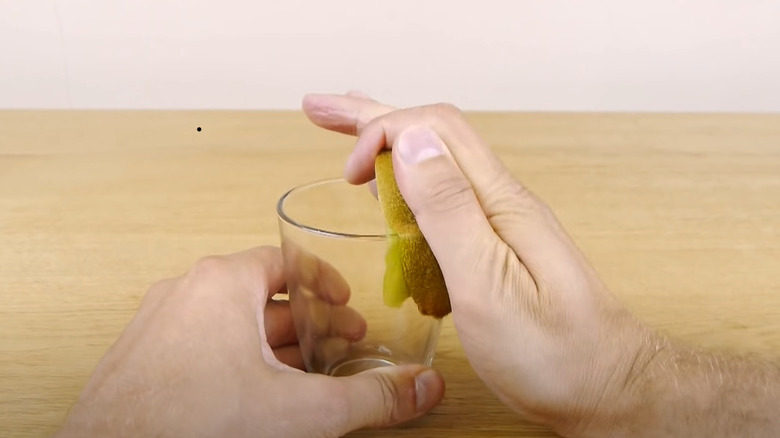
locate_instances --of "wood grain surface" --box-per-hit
[1,110,779,437]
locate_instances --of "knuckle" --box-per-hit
[428,102,462,119]
[141,278,176,303]
[417,172,474,215]
[355,107,372,132]
[522,189,558,227]
[513,185,545,216]
[147,279,171,296]
[491,178,550,221]
[375,373,400,424]
[535,196,557,222]
[187,255,232,282]
[253,245,273,256]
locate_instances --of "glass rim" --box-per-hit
[276,177,387,240]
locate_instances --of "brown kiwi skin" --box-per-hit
[401,235,451,318]
[375,151,451,318]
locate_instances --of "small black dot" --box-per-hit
[197,126,202,132]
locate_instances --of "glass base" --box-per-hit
[327,357,396,376]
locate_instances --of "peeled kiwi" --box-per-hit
[375,150,451,318]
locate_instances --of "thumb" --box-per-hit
[391,125,505,297]
[326,365,444,434]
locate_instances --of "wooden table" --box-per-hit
[2,111,779,437]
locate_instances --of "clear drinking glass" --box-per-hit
[277,178,442,376]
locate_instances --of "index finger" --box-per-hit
[223,246,287,301]
[282,240,351,306]
[302,93,395,136]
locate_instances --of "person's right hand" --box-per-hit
[302,93,659,436]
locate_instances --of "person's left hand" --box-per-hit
[55,246,444,438]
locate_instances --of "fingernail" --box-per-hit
[414,369,438,412]
[397,126,444,165]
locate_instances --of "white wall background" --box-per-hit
[1,0,779,111]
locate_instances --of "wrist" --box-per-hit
[558,325,671,438]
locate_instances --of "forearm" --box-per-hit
[591,337,780,437]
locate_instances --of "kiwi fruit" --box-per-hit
[375,150,451,318]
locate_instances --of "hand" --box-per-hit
[302,93,655,436]
[282,241,370,371]
[55,246,445,438]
